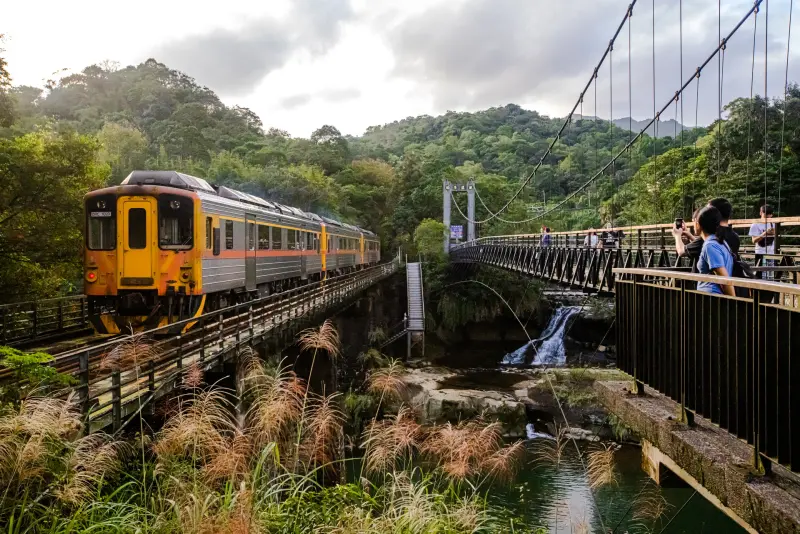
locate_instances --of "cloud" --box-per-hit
[320,87,361,102]
[278,87,360,110]
[153,0,354,96]
[385,0,796,125]
[280,94,313,109]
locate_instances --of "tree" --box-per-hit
[0,131,109,301]
[97,123,149,183]
[0,35,14,127]
[414,219,446,256]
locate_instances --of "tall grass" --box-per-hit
[0,320,666,533]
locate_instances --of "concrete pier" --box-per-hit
[595,380,800,534]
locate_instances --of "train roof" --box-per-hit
[122,171,216,194]
[121,170,378,237]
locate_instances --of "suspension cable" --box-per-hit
[717,0,722,185]
[628,9,633,219]
[455,1,638,225]
[652,0,658,217]
[746,5,759,215]
[763,0,769,209]
[778,0,794,214]
[455,0,764,226]
[679,0,685,216]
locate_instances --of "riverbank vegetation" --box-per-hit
[0,330,542,533]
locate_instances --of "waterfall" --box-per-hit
[501,306,580,367]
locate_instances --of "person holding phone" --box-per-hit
[749,204,776,279]
[672,210,703,270]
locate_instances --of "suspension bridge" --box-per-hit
[438,0,800,531]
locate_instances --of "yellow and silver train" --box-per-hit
[84,171,380,333]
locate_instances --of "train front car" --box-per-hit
[84,171,208,334]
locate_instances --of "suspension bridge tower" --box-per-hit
[442,179,475,253]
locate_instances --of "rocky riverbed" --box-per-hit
[401,365,627,441]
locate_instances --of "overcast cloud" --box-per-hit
[4,0,800,136]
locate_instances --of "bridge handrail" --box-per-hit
[452,216,800,251]
[613,267,800,296]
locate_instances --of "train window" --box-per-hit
[307,232,313,251]
[87,216,115,251]
[86,196,116,250]
[158,195,193,250]
[206,217,212,249]
[258,225,270,250]
[247,222,256,250]
[273,228,283,250]
[225,220,234,249]
[128,208,147,249]
[327,236,332,251]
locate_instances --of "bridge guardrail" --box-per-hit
[452,216,800,258]
[0,295,89,345]
[49,261,398,432]
[614,267,800,475]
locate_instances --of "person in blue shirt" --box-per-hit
[695,206,735,296]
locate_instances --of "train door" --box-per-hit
[121,198,155,285]
[300,231,308,280]
[359,233,365,266]
[245,215,257,291]
[320,224,327,274]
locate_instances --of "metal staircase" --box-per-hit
[406,262,425,332]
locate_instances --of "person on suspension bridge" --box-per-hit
[540,226,552,248]
[749,204,776,281]
[695,206,736,297]
[672,198,740,272]
[600,222,624,249]
[583,228,599,248]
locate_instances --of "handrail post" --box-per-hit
[632,274,645,396]
[57,300,64,331]
[751,288,769,475]
[32,302,38,338]
[176,331,183,370]
[199,316,206,364]
[677,278,694,426]
[774,222,781,254]
[79,350,90,425]
[112,369,121,432]
[248,304,254,340]
[148,360,156,397]
[81,297,87,327]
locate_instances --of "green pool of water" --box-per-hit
[492,442,745,533]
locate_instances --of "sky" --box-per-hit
[4,0,800,138]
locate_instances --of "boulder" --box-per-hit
[403,369,528,437]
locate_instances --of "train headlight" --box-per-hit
[170,200,181,210]
[96,200,106,209]
[86,271,97,283]
[180,271,190,282]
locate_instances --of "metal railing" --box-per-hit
[452,216,800,259]
[0,295,89,345]
[40,262,397,433]
[614,268,800,474]
[452,233,800,294]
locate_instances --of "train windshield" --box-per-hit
[86,196,116,250]
[158,195,193,250]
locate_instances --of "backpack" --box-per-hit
[724,241,754,297]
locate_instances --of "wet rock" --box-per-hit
[563,427,600,442]
[403,368,528,437]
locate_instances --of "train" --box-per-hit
[84,170,381,334]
